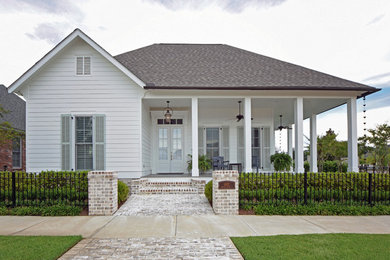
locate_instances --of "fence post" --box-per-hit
[304,171,308,205]
[368,172,373,206]
[11,171,16,207]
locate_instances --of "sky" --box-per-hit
[0,0,389,149]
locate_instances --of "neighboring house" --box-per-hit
[7,29,379,178]
[0,84,26,171]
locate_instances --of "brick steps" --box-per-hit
[127,178,207,195]
[138,186,198,194]
[144,181,193,187]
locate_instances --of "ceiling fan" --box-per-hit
[277,115,292,131]
[236,101,244,122]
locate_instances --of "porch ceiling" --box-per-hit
[143,97,349,128]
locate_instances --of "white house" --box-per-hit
[8,29,379,178]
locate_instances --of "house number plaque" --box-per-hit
[218,181,235,189]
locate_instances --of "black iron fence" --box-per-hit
[239,172,390,209]
[0,171,88,207]
[359,165,390,174]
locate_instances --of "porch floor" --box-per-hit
[143,173,212,178]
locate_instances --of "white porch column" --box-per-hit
[244,97,252,172]
[310,114,318,172]
[287,125,293,171]
[294,97,304,173]
[347,97,359,172]
[191,97,199,176]
[287,125,293,158]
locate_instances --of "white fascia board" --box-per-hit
[8,28,145,94]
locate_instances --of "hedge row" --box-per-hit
[239,172,390,190]
[253,201,390,215]
[239,189,390,203]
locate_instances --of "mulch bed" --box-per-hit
[239,209,255,215]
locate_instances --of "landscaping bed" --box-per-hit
[231,234,390,260]
[0,235,82,260]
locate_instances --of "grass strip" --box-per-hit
[231,233,390,260]
[0,235,82,260]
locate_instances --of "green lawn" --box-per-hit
[231,234,390,260]
[0,236,82,260]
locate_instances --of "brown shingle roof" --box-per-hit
[115,44,378,93]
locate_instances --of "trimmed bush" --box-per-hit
[254,202,390,216]
[118,180,129,204]
[204,180,212,203]
[0,170,88,207]
[0,205,82,216]
[239,172,390,191]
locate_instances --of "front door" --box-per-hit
[157,126,184,173]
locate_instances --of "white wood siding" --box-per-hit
[142,101,152,175]
[21,38,143,178]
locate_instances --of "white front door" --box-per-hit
[157,126,184,173]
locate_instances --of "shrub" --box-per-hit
[0,205,82,216]
[118,180,129,204]
[323,161,338,172]
[254,202,390,216]
[304,161,310,172]
[187,154,212,174]
[270,153,292,172]
[204,181,212,203]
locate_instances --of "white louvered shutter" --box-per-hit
[61,115,72,170]
[76,57,83,75]
[198,127,204,155]
[84,57,91,75]
[94,115,105,170]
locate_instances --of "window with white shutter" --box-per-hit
[61,115,72,170]
[76,56,91,75]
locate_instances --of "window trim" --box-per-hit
[12,137,22,169]
[75,56,92,76]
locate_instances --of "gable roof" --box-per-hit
[115,44,379,94]
[8,29,145,93]
[0,85,25,131]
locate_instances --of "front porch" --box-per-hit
[141,94,359,176]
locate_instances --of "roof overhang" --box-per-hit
[144,85,381,97]
[8,28,145,94]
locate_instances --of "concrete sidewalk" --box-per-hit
[1,215,389,238]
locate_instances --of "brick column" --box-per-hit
[88,171,118,216]
[212,170,239,215]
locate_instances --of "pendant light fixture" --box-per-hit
[164,101,173,123]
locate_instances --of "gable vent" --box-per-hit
[76,56,91,75]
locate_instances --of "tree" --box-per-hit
[317,129,347,170]
[360,123,390,168]
[0,104,23,147]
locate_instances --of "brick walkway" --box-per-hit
[115,194,215,216]
[60,237,243,260]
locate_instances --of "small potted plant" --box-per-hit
[270,153,292,172]
[187,154,212,174]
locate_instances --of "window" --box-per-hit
[76,116,93,170]
[76,56,91,75]
[237,127,271,170]
[12,137,22,168]
[157,118,183,125]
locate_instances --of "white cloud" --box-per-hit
[26,22,71,44]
